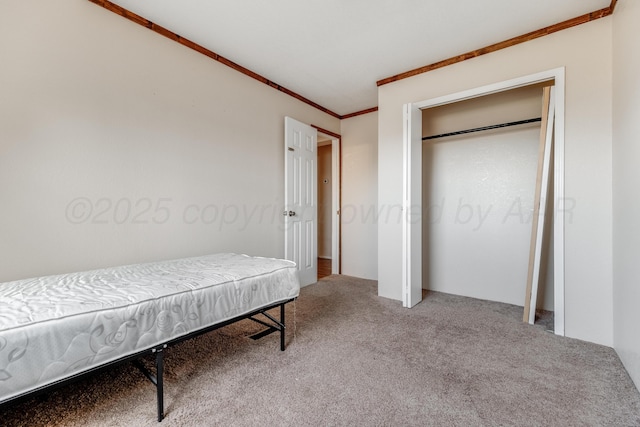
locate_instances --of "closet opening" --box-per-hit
[401,68,565,336]
[422,82,554,330]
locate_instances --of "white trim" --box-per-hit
[402,67,565,336]
[402,104,410,307]
[331,137,341,275]
[413,68,564,110]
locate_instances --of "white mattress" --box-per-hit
[0,253,299,403]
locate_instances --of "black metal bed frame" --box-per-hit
[0,298,295,422]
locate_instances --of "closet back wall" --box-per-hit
[422,85,554,310]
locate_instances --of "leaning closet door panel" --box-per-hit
[422,83,551,307]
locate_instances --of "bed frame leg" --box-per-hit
[280,303,286,351]
[155,347,165,422]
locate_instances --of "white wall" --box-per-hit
[0,0,339,282]
[422,85,554,310]
[378,18,613,345]
[340,112,378,279]
[613,0,640,390]
[317,144,333,259]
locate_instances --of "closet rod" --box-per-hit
[422,117,542,141]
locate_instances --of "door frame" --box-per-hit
[313,126,342,275]
[402,67,565,336]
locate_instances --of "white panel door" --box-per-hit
[284,117,317,286]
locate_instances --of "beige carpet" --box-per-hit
[4,275,640,426]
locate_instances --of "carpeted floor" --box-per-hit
[3,275,640,426]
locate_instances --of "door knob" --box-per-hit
[288,211,296,216]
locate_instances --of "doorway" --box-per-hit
[316,129,341,279]
[317,140,333,279]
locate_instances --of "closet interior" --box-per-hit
[421,82,555,329]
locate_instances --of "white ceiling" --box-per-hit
[109,0,610,116]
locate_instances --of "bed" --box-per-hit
[0,253,300,421]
